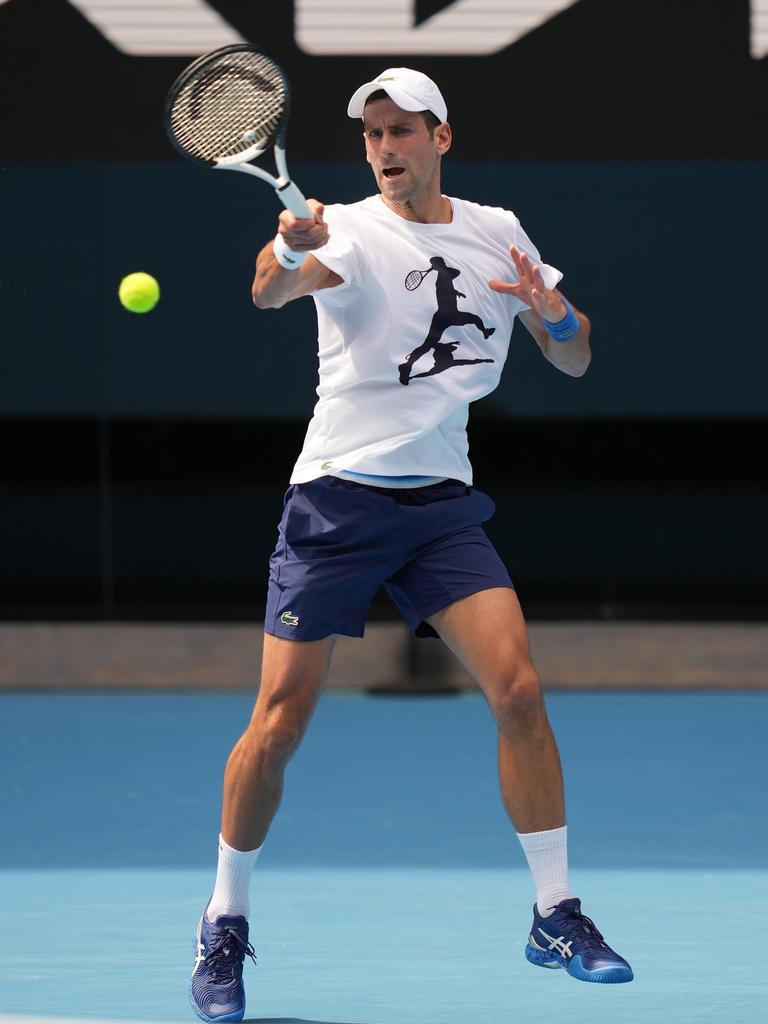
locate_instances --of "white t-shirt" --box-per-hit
[290,195,562,486]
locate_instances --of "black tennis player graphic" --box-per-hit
[399,256,495,385]
[410,341,494,379]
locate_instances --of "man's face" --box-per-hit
[362,97,451,206]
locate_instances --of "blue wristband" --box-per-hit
[543,297,579,343]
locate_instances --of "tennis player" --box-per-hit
[190,67,633,1022]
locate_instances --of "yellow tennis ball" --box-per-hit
[119,272,160,314]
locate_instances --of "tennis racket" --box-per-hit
[163,44,311,218]
[404,268,434,290]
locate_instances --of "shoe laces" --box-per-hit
[204,928,257,984]
[556,905,610,951]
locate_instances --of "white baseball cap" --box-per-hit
[347,67,448,123]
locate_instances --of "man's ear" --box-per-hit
[435,121,452,156]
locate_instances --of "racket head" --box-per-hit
[164,44,291,168]
[405,270,425,290]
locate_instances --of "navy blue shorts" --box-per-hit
[264,475,513,642]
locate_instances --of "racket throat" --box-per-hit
[213,145,311,218]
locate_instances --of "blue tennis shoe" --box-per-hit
[189,908,257,1022]
[525,897,633,984]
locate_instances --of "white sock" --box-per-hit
[516,825,571,916]
[207,834,262,922]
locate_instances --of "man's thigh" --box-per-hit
[426,587,534,702]
[251,633,337,726]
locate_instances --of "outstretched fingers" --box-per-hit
[489,247,565,322]
[488,278,523,295]
[511,245,546,287]
[488,246,532,296]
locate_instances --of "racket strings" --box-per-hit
[168,51,286,164]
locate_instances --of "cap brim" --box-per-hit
[347,82,431,119]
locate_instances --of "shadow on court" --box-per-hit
[246,1019,368,1024]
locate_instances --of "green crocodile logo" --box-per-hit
[280,611,299,626]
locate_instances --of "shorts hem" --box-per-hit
[412,581,515,638]
[264,624,366,642]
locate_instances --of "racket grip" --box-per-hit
[276,180,313,219]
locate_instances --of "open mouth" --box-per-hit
[382,167,405,178]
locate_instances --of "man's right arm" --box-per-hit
[252,199,344,309]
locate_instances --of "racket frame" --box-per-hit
[164,44,312,219]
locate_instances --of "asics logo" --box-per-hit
[537,927,574,958]
[193,940,206,972]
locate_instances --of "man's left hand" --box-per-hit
[489,246,566,323]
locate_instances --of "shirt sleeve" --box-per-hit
[309,205,367,302]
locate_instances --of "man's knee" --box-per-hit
[488,663,544,733]
[247,703,309,771]
[243,635,334,771]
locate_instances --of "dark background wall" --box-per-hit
[1,0,766,619]
[2,159,766,421]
